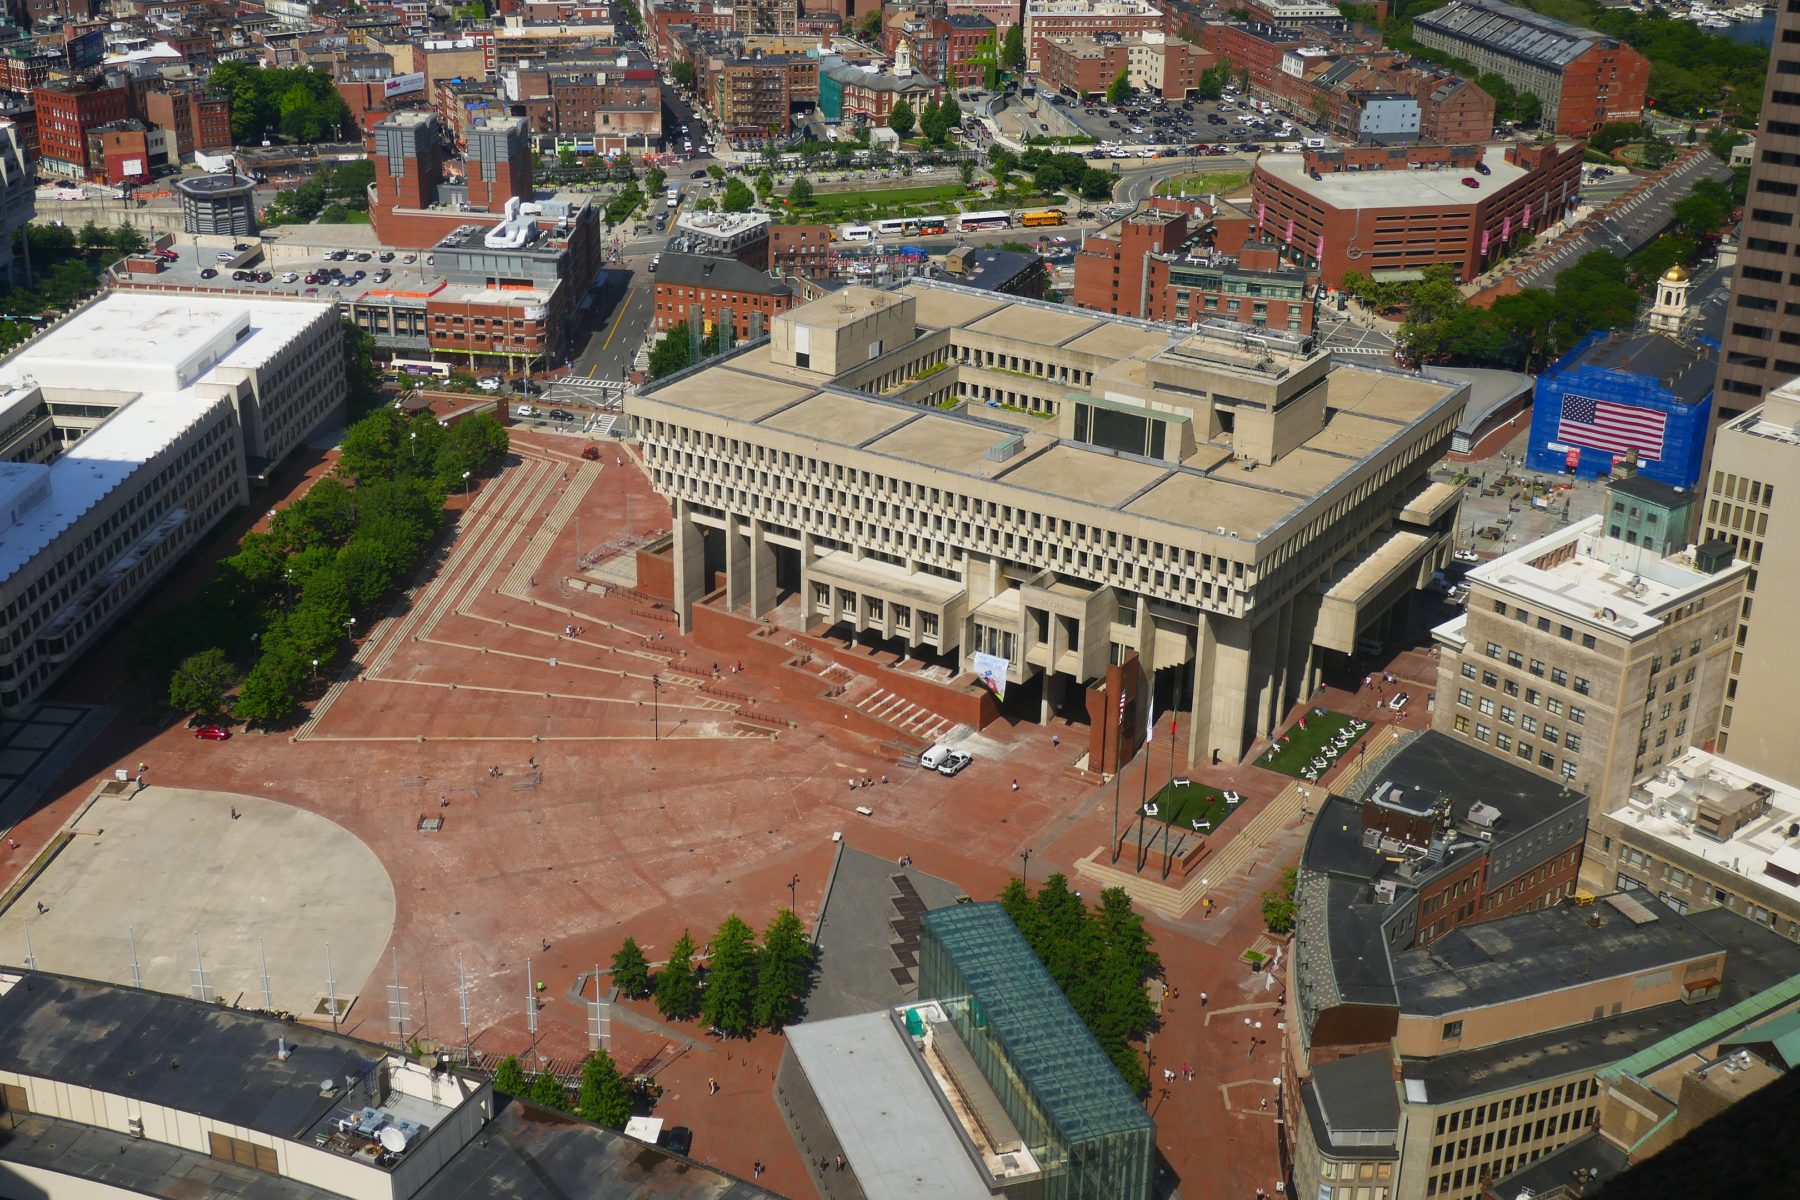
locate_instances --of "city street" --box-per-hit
[572,265,654,383]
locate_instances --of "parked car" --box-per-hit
[581,444,601,460]
[1474,161,1491,176]
[378,251,395,262]
[937,749,974,776]
[281,271,299,283]
[194,725,232,741]
[515,404,540,418]
[476,376,502,392]
[199,267,218,279]
[1461,177,1480,188]
[1387,692,1410,712]
[658,1126,693,1156]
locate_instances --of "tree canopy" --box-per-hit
[888,98,916,139]
[610,936,650,998]
[207,61,354,144]
[576,1050,633,1127]
[700,914,759,1037]
[1105,68,1130,107]
[997,877,1160,1095]
[1001,25,1026,75]
[655,930,700,1020]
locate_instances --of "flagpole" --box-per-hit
[1162,712,1176,879]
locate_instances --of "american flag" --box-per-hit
[1557,392,1666,462]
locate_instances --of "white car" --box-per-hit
[1388,692,1411,712]
[477,377,502,392]
[515,404,540,418]
[280,271,299,283]
[937,750,973,777]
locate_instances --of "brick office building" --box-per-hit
[770,224,834,278]
[1073,200,1317,331]
[652,253,796,341]
[1250,139,1585,286]
[1022,0,1167,72]
[883,9,996,89]
[1039,32,1217,100]
[32,80,128,179]
[143,84,232,160]
[1411,0,1647,136]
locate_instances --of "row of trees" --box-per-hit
[0,224,119,353]
[998,877,1161,1095]
[140,333,510,724]
[988,145,1114,202]
[207,61,356,145]
[609,908,814,1036]
[888,95,965,145]
[492,1050,634,1127]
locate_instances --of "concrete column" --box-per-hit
[1272,599,1295,728]
[1252,615,1284,739]
[1185,617,1217,766]
[1289,591,1323,704]
[724,517,749,612]
[1208,616,1256,764]
[1041,670,1063,724]
[748,519,777,618]
[671,499,706,633]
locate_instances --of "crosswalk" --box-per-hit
[556,376,631,394]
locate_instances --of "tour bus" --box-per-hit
[840,224,876,242]
[1020,209,1065,228]
[875,218,910,238]
[957,210,1012,232]
[389,359,451,380]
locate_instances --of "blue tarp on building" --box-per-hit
[1524,330,1712,489]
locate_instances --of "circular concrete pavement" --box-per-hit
[0,786,395,1019]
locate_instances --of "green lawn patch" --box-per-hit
[789,183,973,218]
[1154,170,1249,198]
[1257,710,1369,779]
[1142,778,1240,835]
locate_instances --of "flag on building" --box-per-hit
[1256,201,1266,227]
[1523,201,1532,224]
[1556,392,1667,462]
[1502,215,1511,240]
[1480,230,1490,255]
[1315,234,1324,261]
[1283,217,1294,244]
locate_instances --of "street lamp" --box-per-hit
[345,616,356,640]
[788,874,800,912]
[462,469,471,495]
[409,430,416,462]
[311,658,318,680]
[1019,848,1032,885]
[651,674,661,741]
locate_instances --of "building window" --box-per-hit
[1443,1019,1464,1040]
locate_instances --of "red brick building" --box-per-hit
[1199,20,1382,100]
[1022,0,1167,72]
[1409,0,1647,136]
[92,120,152,185]
[1249,139,1586,286]
[770,224,834,278]
[1073,199,1317,331]
[1039,32,1217,100]
[653,253,796,341]
[883,9,996,89]
[32,81,129,180]
[142,85,233,160]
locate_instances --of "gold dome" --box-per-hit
[1662,264,1690,283]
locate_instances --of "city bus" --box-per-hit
[875,218,910,238]
[957,210,1012,232]
[840,224,875,242]
[388,359,451,380]
[1020,209,1066,228]
[906,215,949,235]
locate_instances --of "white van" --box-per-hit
[1304,137,1327,149]
[919,744,952,770]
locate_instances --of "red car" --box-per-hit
[1461,177,1480,189]
[581,445,601,460]
[194,725,231,741]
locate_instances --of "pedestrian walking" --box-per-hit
[1011,778,1019,792]
[6,838,17,849]
[708,1077,718,1095]
[1182,1063,1191,1081]
[1051,733,1060,747]
[35,901,45,914]
[1200,991,1208,1006]
[835,1154,845,1171]
[753,1161,764,1179]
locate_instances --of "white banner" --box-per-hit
[974,652,1008,701]
[384,72,427,98]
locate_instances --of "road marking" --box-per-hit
[587,362,598,378]
[600,289,634,352]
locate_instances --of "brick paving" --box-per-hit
[0,434,1441,1199]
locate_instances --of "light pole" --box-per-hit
[409,430,416,463]
[311,658,319,681]
[652,674,661,741]
[788,874,800,912]
[345,616,356,642]
[1019,848,1032,886]
[462,469,471,496]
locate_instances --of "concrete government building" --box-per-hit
[627,281,1471,763]
[0,292,345,711]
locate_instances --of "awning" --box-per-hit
[1370,268,1427,282]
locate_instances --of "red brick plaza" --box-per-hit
[0,431,1435,1200]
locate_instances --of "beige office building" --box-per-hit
[1430,517,1747,806]
[1698,376,1800,784]
[627,282,1470,762]
[1585,746,1800,940]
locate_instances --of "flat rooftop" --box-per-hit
[1458,515,1741,638]
[786,1010,996,1200]
[1258,145,1531,210]
[1391,894,1725,1016]
[633,282,1465,548]
[1608,747,1800,909]
[1403,907,1800,1104]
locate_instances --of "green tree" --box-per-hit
[644,166,667,196]
[940,95,962,136]
[169,648,238,716]
[527,1070,570,1112]
[342,322,384,419]
[655,929,700,1020]
[959,158,976,186]
[1261,867,1299,935]
[649,324,694,379]
[233,652,303,725]
[754,908,812,1030]
[998,877,1042,948]
[1001,24,1026,74]
[700,914,759,1036]
[855,10,882,41]
[1105,68,1130,106]
[721,177,755,212]
[575,1050,633,1127]
[920,97,943,144]
[788,174,813,205]
[611,936,650,998]
[492,1055,528,1095]
[557,146,577,169]
[672,60,696,90]
[77,219,105,249]
[319,202,351,224]
[889,98,916,140]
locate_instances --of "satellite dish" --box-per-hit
[379,1126,409,1153]
[319,1078,336,1093]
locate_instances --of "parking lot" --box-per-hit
[1036,89,1329,154]
[121,238,448,307]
